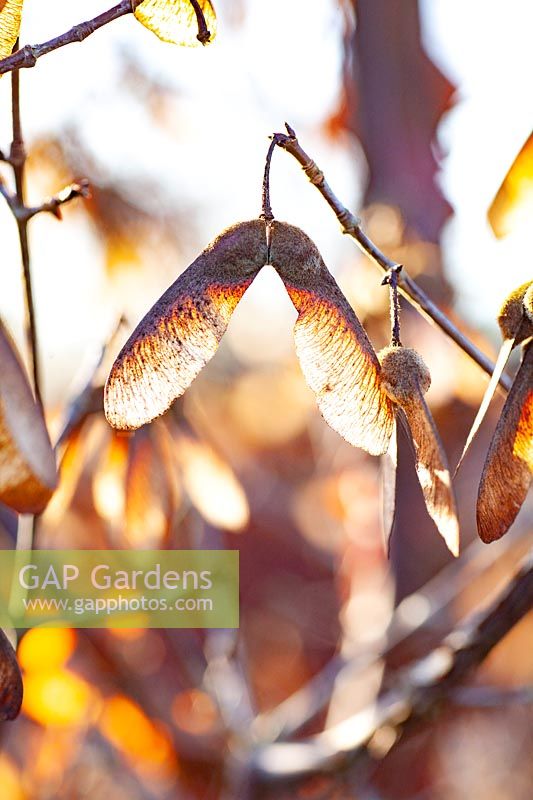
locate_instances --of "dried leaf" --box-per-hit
[105,220,267,430]
[477,341,533,543]
[0,0,23,60]
[488,131,533,238]
[271,222,395,456]
[455,280,533,474]
[0,629,22,721]
[0,319,58,513]
[379,346,459,556]
[133,0,216,46]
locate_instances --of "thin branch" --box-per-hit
[0,1,134,76]
[260,138,278,260]
[251,550,533,782]
[273,125,512,393]
[252,527,527,743]
[9,64,42,409]
[0,178,91,222]
[382,266,403,347]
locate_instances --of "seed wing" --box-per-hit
[477,341,533,543]
[402,390,460,556]
[105,221,267,430]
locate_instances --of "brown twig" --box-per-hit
[9,65,41,408]
[382,265,403,347]
[260,138,278,260]
[251,549,533,782]
[0,1,134,76]
[252,527,527,743]
[272,124,512,393]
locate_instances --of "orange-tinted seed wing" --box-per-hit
[477,341,533,543]
[488,131,533,238]
[105,221,267,430]
[0,630,22,721]
[270,222,395,456]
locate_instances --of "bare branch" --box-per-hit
[273,125,512,393]
[0,1,134,77]
[251,550,533,782]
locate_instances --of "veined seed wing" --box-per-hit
[105,221,267,430]
[477,341,533,543]
[271,222,395,456]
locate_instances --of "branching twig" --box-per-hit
[272,125,512,393]
[0,2,134,76]
[251,550,533,782]
[9,64,41,408]
[252,528,527,743]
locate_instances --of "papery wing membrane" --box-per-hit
[477,341,533,543]
[402,390,460,556]
[455,337,515,475]
[105,221,267,430]
[271,222,395,456]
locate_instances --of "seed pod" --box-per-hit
[497,280,533,343]
[270,222,395,456]
[456,279,533,474]
[105,220,268,430]
[0,320,58,513]
[477,340,533,543]
[524,282,533,322]
[0,629,22,721]
[378,346,459,556]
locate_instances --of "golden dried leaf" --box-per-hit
[0,0,23,60]
[271,222,395,456]
[0,629,22,721]
[133,0,216,46]
[379,346,459,556]
[488,132,533,238]
[105,220,267,430]
[0,320,58,513]
[477,341,533,543]
[456,279,533,474]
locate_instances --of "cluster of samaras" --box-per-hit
[100,220,533,555]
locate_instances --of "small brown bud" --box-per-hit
[497,280,533,342]
[524,282,533,323]
[378,346,431,404]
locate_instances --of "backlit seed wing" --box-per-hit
[105,220,267,430]
[381,420,398,554]
[477,341,533,543]
[271,222,395,456]
[455,337,515,475]
[133,0,216,46]
[402,390,460,556]
[0,319,58,514]
[0,629,22,721]
[0,0,23,60]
